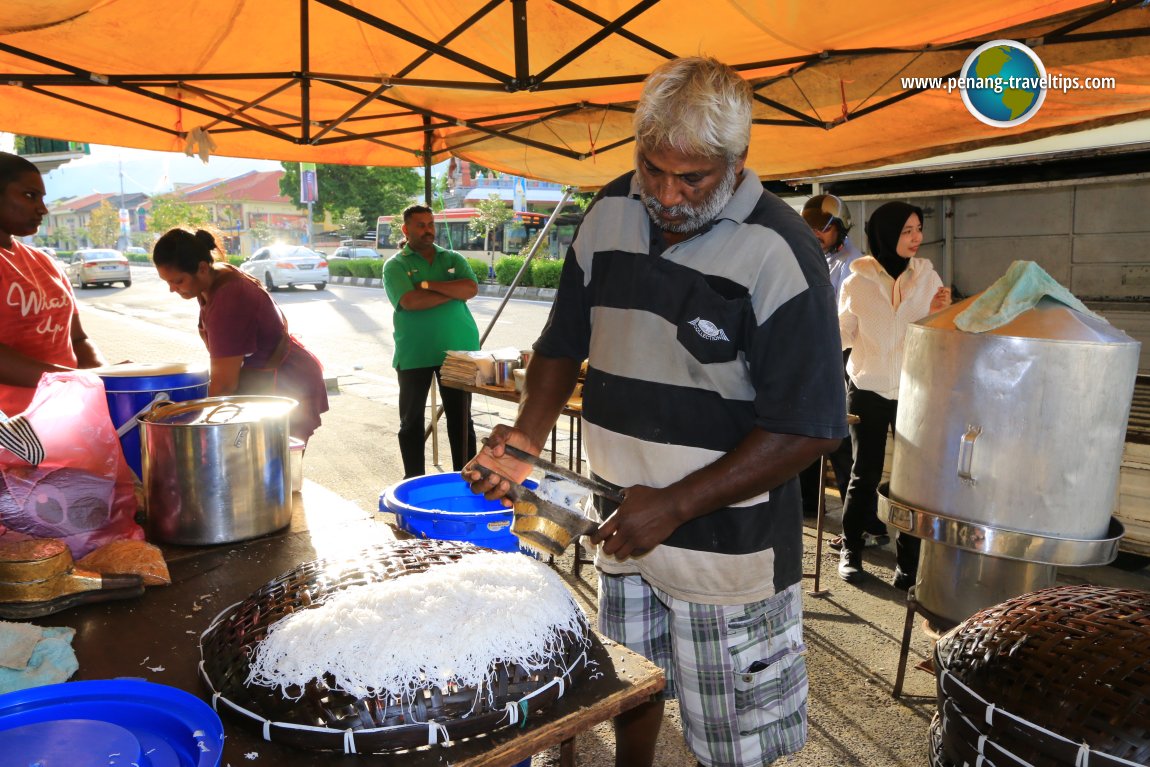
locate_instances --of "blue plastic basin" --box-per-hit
[381,473,537,553]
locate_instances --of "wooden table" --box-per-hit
[37,484,663,766]
[441,379,584,472]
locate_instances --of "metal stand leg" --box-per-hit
[893,587,918,699]
[892,587,951,699]
[804,455,831,597]
[458,392,470,468]
[430,383,440,467]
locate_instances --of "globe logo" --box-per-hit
[960,40,1047,127]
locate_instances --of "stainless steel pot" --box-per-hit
[882,296,1139,625]
[892,297,1139,537]
[139,396,297,545]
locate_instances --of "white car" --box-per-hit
[241,245,329,291]
[66,248,132,289]
[330,246,380,260]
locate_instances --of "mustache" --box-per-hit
[638,164,737,233]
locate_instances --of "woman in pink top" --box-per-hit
[836,201,951,589]
[152,227,329,442]
[0,152,107,416]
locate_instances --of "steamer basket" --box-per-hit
[199,538,591,755]
[933,584,1150,767]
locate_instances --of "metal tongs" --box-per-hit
[475,440,623,557]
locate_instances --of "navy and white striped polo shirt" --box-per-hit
[536,168,847,604]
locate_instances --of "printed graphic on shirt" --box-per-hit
[689,317,730,342]
[6,279,71,346]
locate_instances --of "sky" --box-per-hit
[41,145,283,201]
[0,137,452,203]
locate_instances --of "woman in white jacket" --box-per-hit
[837,201,951,588]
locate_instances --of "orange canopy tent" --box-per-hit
[1,0,1148,187]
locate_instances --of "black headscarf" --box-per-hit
[865,201,922,280]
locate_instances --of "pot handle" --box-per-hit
[143,398,178,419]
[957,425,982,485]
[204,402,243,424]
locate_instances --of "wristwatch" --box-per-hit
[420,280,429,289]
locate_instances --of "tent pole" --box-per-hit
[479,186,573,346]
[423,115,433,205]
[299,0,311,145]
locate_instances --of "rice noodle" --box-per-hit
[245,552,587,706]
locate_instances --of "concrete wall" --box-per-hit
[795,177,1150,371]
[946,181,1150,302]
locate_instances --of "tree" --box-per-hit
[334,207,367,240]
[470,193,513,270]
[388,216,405,250]
[87,201,120,247]
[147,196,211,235]
[249,218,273,247]
[279,163,423,225]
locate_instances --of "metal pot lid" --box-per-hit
[140,395,297,426]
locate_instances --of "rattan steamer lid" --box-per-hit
[933,584,1150,767]
[198,538,593,754]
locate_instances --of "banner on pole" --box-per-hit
[300,162,318,203]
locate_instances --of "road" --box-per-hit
[76,263,559,514]
[78,263,553,389]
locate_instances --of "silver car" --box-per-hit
[241,245,329,291]
[330,246,380,260]
[67,248,132,288]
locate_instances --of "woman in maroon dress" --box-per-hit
[152,228,328,442]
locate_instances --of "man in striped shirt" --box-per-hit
[467,57,847,767]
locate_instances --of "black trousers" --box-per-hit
[396,365,476,478]
[841,383,920,573]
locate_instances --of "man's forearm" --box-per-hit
[425,278,478,301]
[665,430,840,525]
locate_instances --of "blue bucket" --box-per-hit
[380,473,538,552]
[99,362,209,479]
[0,678,224,766]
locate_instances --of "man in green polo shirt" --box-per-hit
[383,204,481,477]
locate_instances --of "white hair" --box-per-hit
[633,57,752,163]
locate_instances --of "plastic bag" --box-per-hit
[0,372,143,558]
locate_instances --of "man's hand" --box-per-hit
[590,484,681,560]
[461,425,541,506]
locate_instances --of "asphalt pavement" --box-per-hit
[76,297,1150,767]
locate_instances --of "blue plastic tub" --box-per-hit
[99,363,209,480]
[0,678,224,767]
[381,473,538,552]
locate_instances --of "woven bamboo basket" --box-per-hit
[199,538,592,754]
[933,584,1150,767]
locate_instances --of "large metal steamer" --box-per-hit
[879,296,1140,626]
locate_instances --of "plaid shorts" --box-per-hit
[598,574,808,767]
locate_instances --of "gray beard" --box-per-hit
[640,164,738,234]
